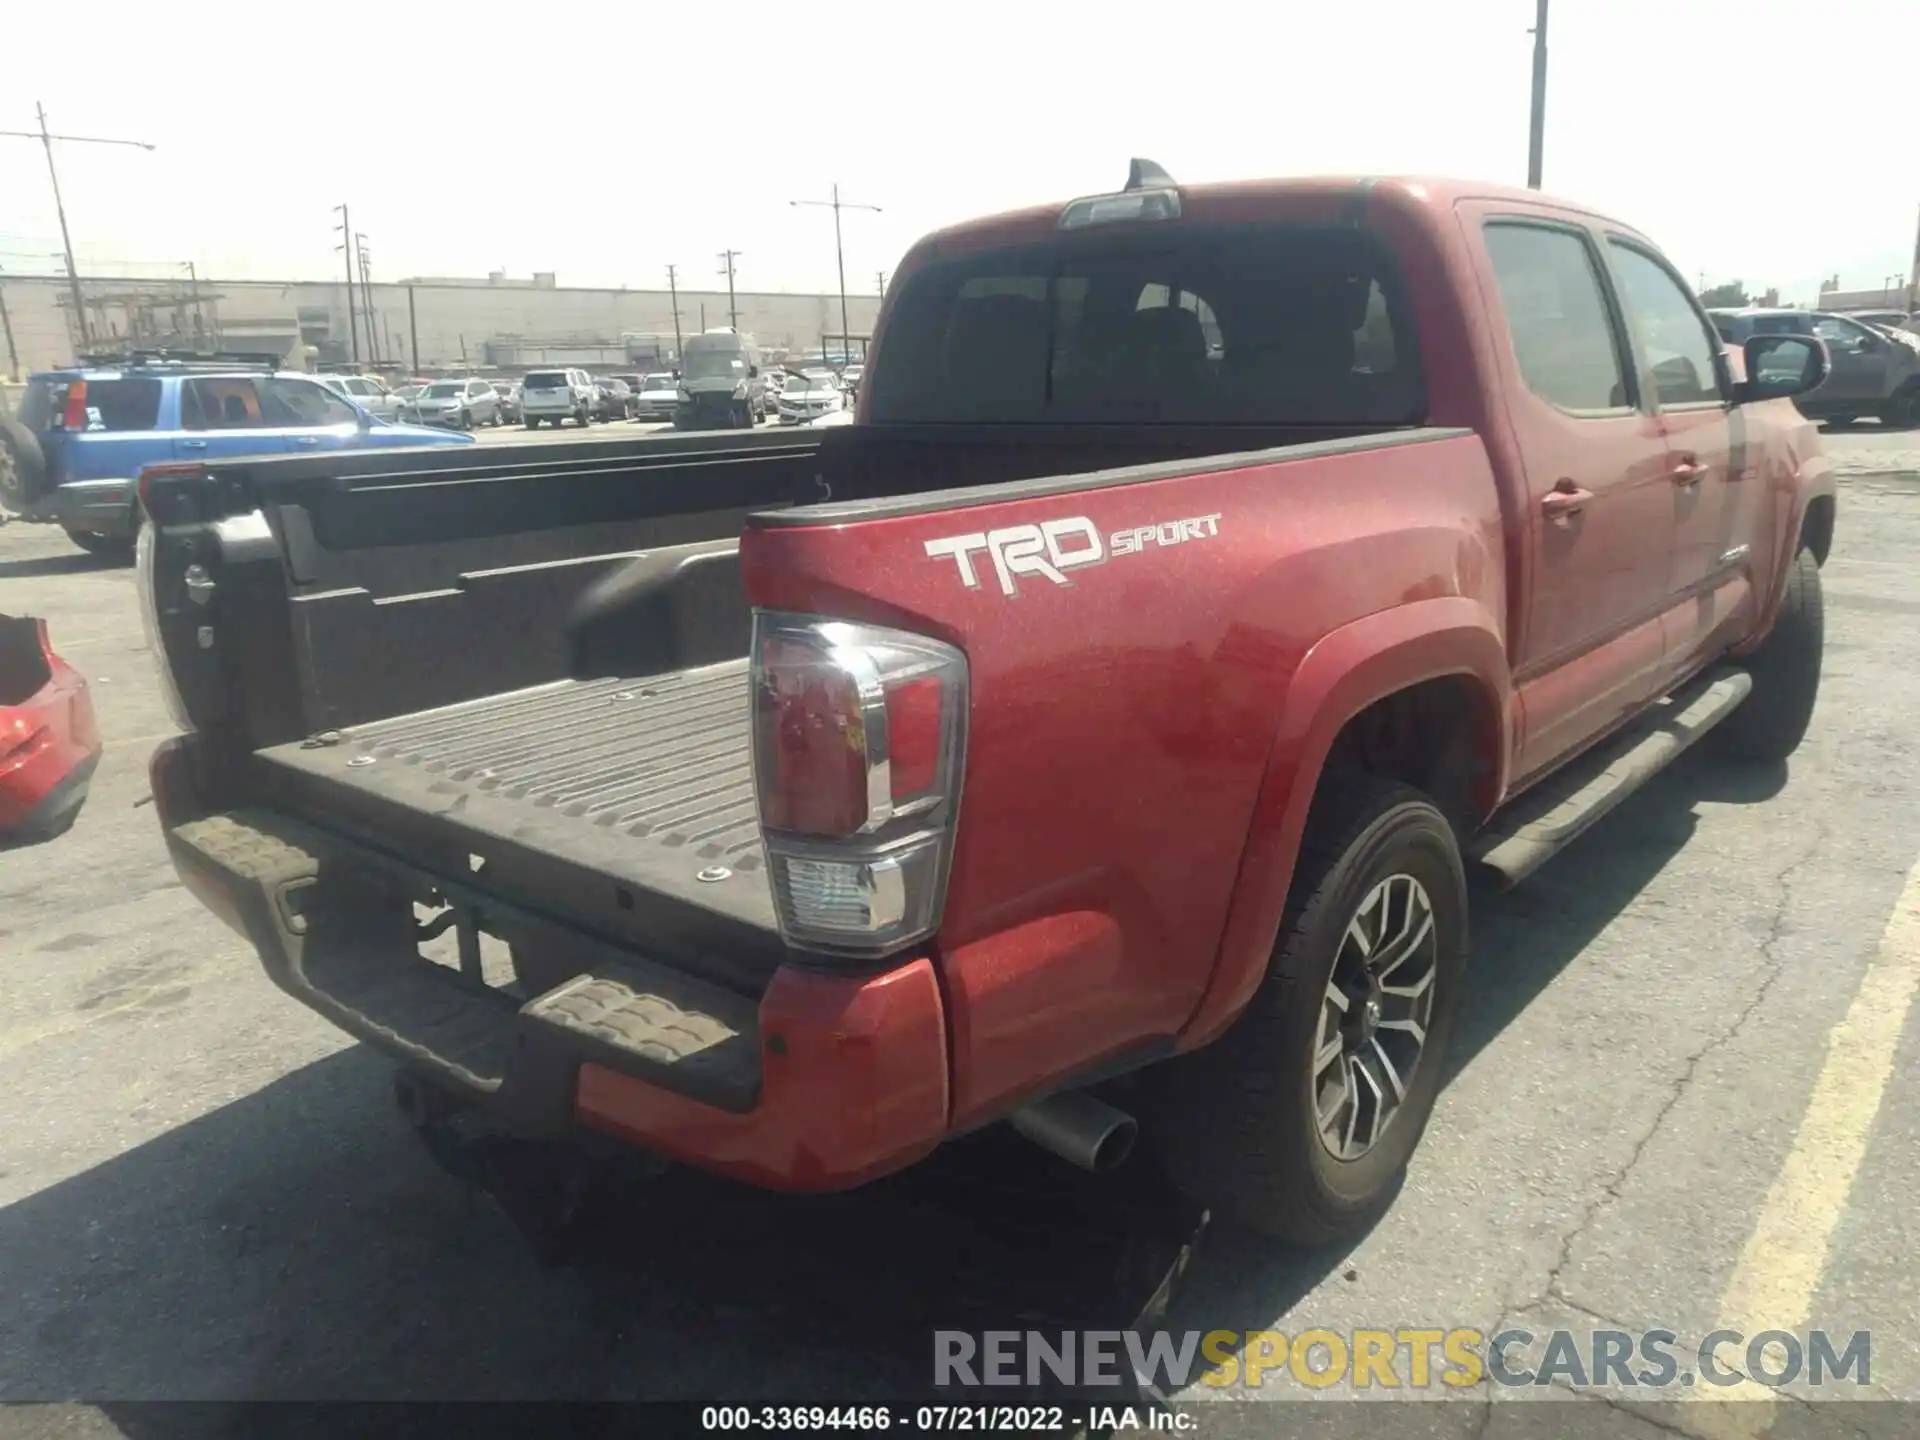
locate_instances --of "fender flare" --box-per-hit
[1177,596,1512,1050]
[1737,457,1835,657]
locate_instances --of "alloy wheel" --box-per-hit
[1311,872,1439,1161]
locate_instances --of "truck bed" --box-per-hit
[257,659,770,929]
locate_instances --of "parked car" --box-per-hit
[1839,309,1911,330]
[595,378,636,421]
[1709,308,1920,426]
[143,166,1834,1252]
[520,368,598,428]
[1805,312,1920,426]
[775,369,845,424]
[0,613,100,843]
[632,372,680,420]
[317,373,405,422]
[412,377,502,429]
[839,362,865,400]
[0,353,474,555]
[491,380,523,424]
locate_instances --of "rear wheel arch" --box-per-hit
[1179,600,1511,1051]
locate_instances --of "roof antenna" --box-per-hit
[1125,158,1176,191]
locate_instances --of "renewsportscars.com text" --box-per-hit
[934,1327,1871,1392]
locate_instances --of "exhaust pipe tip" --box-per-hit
[1010,1090,1139,1174]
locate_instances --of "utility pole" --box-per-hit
[666,264,684,361]
[408,284,420,371]
[791,184,882,365]
[183,261,210,345]
[1,103,157,351]
[1909,202,1920,314]
[0,266,19,380]
[876,271,887,296]
[333,204,360,364]
[356,234,375,363]
[1526,0,1549,189]
[717,250,741,330]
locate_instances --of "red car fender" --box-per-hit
[1176,596,1512,1050]
[1735,446,1834,659]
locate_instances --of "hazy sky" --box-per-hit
[2,1,1914,303]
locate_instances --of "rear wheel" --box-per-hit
[524,418,540,430]
[0,419,49,510]
[1887,382,1920,430]
[1141,775,1466,1243]
[1716,545,1823,762]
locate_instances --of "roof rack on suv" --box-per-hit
[75,349,283,372]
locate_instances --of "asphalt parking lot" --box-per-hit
[3,427,1920,1433]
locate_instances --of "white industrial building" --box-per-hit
[0,269,884,379]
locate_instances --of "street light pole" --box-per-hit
[356,234,376,363]
[792,184,881,365]
[0,102,157,349]
[717,250,741,330]
[1526,0,1550,189]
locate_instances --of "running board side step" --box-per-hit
[1471,668,1752,887]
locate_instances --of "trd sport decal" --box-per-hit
[924,512,1223,596]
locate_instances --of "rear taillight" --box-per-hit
[750,612,967,957]
[60,380,89,431]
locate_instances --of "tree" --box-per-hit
[1699,281,1751,307]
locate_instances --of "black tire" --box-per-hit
[1887,382,1920,431]
[0,419,50,509]
[62,525,135,560]
[1141,775,1467,1244]
[1716,545,1823,761]
[524,419,539,430]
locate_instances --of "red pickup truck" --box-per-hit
[140,165,1834,1245]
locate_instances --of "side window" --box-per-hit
[1607,242,1725,407]
[1813,316,1872,353]
[344,378,375,397]
[471,380,489,398]
[182,378,267,430]
[260,377,359,427]
[1483,223,1628,413]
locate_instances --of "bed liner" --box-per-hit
[255,659,773,934]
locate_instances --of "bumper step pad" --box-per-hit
[168,809,762,1121]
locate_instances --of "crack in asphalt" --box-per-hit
[1521,816,1833,1320]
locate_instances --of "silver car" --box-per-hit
[317,373,405,422]
[411,377,502,429]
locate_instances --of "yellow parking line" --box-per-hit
[1699,853,1920,1434]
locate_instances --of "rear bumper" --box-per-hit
[149,738,952,1191]
[0,664,102,836]
[2,478,138,534]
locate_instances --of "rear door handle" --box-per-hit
[293,435,322,447]
[1672,457,1707,486]
[179,439,207,450]
[1541,483,1594,523]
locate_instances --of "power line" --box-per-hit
[791,184,881,364]
[0,102,157,346]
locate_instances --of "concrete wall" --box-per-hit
[0,272,884,378]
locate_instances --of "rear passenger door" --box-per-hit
[174,379,299,462]
[1474,215,1678,780]
[1603,239,1759,683]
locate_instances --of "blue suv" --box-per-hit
[0,352,474,556]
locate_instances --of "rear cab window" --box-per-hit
[22,375,164,432]
[865,221,1426,425]
[524,371,568,389]
[1481,223,1631,414]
